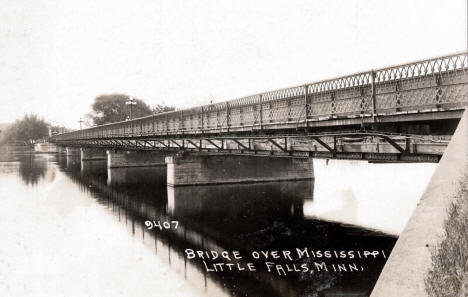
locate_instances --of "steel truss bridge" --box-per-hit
[52,52,468,163]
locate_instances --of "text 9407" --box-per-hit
[145,220,179,230]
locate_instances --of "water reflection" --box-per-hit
[54,157,396,297]
[54,152,81,172]
[0,152,417,297]
[15,154,53,185]
[107,166,166,186]
[81,159,107,177]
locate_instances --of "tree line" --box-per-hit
[1,94,175,144]
[0,114,49,144]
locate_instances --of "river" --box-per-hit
[0,152,436,297]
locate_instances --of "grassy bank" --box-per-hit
[426,176,468,297]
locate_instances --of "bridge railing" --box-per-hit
[52,52,467,141]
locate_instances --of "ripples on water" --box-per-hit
[0,152,436,297]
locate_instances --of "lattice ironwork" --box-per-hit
[51,52,467,142]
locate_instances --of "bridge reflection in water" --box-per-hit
[54,154,406,297]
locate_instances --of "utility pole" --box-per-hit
[78,118,84,130]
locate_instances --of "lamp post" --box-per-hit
[125,97,137,120]
[78,118,83,130]
[125,96,137,135]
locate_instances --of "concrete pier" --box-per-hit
[65,147,81,168]
[165,154,314,186]
[58,146,67,154]
[80,148,107,161]
[65,147,80,156]
[107,150,167,168]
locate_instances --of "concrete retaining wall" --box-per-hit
[371,109,467,297]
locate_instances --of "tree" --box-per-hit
[152,104,176,114]
[87,94,153,126]
[0,114,49,144]
[87,94,176,126]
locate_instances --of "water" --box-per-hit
[0,152,436,297]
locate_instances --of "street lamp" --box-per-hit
[125,96,137,120]
[125,96,137,135]
[78,117,84,130]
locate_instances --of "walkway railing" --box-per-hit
[52,52,467,141]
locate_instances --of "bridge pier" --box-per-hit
[65,147,80,156]
[165,154,314,186]
[64,147,81,169]
[107,150,168,168]
[57,146,66,163]
[57,146,67,154]
[80,148,107,161]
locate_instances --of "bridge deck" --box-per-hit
[51,52,467,162]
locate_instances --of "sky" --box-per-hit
[0,0,466,129]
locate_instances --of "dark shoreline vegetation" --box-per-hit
[0,114,48,145]
[0,96,175,146]
[426,176,468,297]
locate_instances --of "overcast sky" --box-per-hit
[1,0,466,128]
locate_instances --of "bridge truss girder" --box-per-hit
[56,131,446,163]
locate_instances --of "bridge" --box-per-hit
[51,52,467,186]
